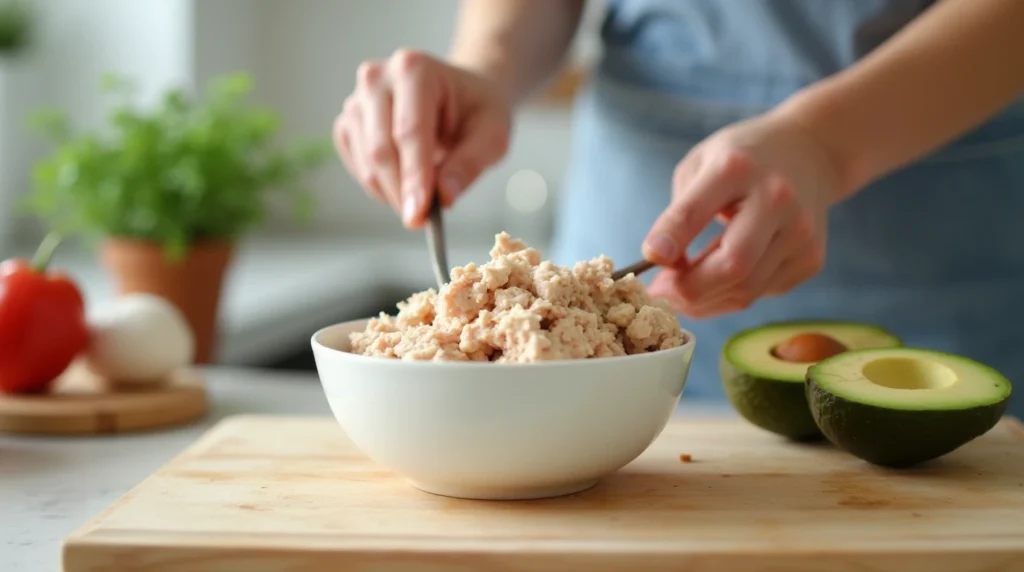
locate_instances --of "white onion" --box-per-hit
[84,293,195,386]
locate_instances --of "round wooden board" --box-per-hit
[0,361,209,436]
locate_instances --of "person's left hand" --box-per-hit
[643,111,846,318]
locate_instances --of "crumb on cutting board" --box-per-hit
[679,453,692,463]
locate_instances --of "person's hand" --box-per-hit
[643,111,845,318]
[333,49,513,228]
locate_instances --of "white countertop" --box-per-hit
[41,232,510,366]
[1,366,733,571]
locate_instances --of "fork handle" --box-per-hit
[424,193,451,288]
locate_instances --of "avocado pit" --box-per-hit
[771,332,848,363]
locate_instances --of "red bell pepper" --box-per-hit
[0,233,90,394]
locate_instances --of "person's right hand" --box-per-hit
[333,49,513,229]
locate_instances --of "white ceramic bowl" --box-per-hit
[311,318,696,500]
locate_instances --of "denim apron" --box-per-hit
[548,0,1024,418]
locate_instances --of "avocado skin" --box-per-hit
[720,354,823,441]
[805,378,1010,467]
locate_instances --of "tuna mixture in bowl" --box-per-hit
[349,232,689,362]
[312,233,696,501]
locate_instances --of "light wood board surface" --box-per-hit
[63,414,1024,571]
[0,362,208,436]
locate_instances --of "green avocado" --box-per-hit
[805,347,1012,467]
[720,321,902,441]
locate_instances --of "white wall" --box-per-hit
[33,0,194,127]
[11,0,195,238]
[192,0,259,90]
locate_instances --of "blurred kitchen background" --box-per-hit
[0,0,608,370]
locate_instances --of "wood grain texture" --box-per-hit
[63,414,1024,572]
[0,361,208,436]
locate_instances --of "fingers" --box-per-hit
[678,228,791,318]
[332,101,360,184]
[715,198,743,225]
[646,268,686,313]
[334,49,512,228]
[332,50,447,226]
[333,97,385,205]
[356,61,403,212]
[676,175,795,300]
[645,235,719,313]
[389,50,440,228]
[676,217,821,318]
[642,149,753,266]
[436,113,510,206]
[763,236,826,296]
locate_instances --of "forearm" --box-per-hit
[447,0,585,106]
[777,0,1024,198]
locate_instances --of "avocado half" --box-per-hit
[720,321,902,441]
[806,347,1012,467]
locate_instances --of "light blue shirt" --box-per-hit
[600,0,936,106]
[548,0,1024,418]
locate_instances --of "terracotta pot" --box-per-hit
[101,238,234,364]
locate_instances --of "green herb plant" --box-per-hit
[24,72,334,260]
[0,0,32,54]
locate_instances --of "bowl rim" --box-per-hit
[311,317,697,370]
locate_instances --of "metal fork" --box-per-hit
[611,259,656,281]
[426,190,655,286]
[424,193,451,289]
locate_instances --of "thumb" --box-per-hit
[643,196,718,267]
[436,114,510,206]
[643,152,751,266]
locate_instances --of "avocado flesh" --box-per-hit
[806,347,1012,467]
[720,321,902,441]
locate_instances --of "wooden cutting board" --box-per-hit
[63,414,1024,572]
[0,361,207,436]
